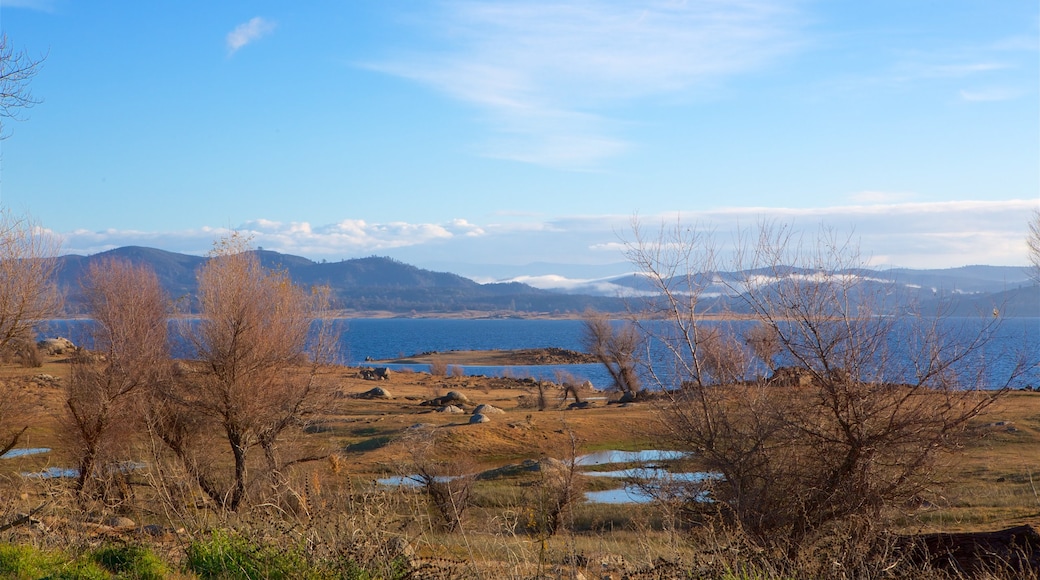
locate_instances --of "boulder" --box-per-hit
[358,386,392,399]
[444,391,469,404]
[36,337,76,356]
[422,391,472,407]
[437,405,465,414]
[471,404,505,415]
[360,367,392,381]
[469,413,491,424]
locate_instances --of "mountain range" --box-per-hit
[53,247,1039,317]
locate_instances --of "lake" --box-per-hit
[39,316,1040,390]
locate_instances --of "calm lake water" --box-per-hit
[39,317,1040,390]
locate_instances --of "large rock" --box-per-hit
[436,405,465,414]
[357,386,392,399]
[360,367,392,381]
[421,390,472,407]
[472,404,505,415]
[37,337,76,356]
[444,391,469,404]
[469,413,491,424]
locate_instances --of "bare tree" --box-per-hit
[629,220,1014,559]
[0,210,60,455]
[0,209,60,354]
[0,33,44,138]
[1029,209,1040,283]
[65,258,171,498]
[151,233,336,511]
[581,310,642,397]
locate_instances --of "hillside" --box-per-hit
[54,248,626,316]
[51,247,1040,317]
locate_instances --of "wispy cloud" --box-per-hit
[959,88,1023,102]
[369,0,804,168]
[58,200,1038,273]
[1,0,57,12]
[226,17,277,55]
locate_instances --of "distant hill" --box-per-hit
[51,248,1039,317]
[54,248,626,316]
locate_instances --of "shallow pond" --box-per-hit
[575,450,686,466]
[1,448,51,459]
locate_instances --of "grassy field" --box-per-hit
[1,353,1038,578]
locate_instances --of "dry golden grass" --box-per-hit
[2,353,1039,578]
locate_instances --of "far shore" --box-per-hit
[368,347,598,366]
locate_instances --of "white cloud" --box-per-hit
[226,17,277,55]
[58,199,1039,275]
[369,0,804,168]
[959,88,1023,102]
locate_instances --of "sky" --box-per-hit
[0,1,1037,284]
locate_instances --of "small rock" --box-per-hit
[472,404,505,415]
[437,405,465,414]
[138,524,168,537]
[469,413,491,424]
[104,516,136,529]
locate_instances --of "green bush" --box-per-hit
[0,543,109,580]
[91,544,169,579]
[186,530,313,580]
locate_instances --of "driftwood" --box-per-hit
[898,525,1040,577]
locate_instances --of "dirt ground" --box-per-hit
[2,348,1039,536]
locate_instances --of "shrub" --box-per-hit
[91,544,169,579]
[186,530,313,580]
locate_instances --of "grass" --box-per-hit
[2,354,1040,578]
[0,544,109,579]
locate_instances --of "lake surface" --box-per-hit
[40,317,1040,390]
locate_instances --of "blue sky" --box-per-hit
[0,1,1036,283]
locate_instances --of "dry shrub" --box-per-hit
[0,379,31,456]
[581,310,641,396]
[625,219,1020,561]
[429,359,448,376]
[398,429,476,533]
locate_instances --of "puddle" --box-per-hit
[379,449,715,505]
[575,450,686,466]
[22,467,79,479]
[377,475,457,487]
[584,472,719,504]
[575,449,717,504]
[19,461,148,479]
[1,448,51,459]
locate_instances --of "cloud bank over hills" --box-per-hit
[56,200,1037,283]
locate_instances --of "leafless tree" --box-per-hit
[1028,209,1040,283]
[0,33,43,138]
[65,258,171,498]
[150,233,336,511]
[581,310,642,396]
[628,220,1016,559]
[0,209,61,354]
[0,209,60,455]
